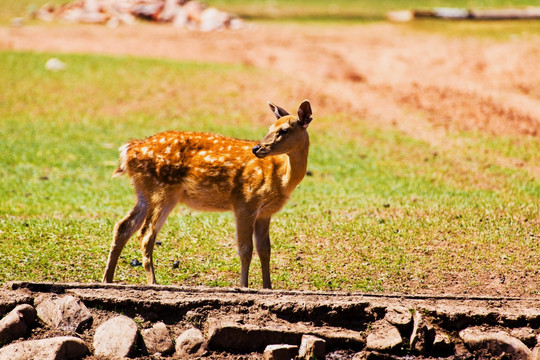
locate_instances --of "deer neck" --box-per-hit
[282,135,309,194]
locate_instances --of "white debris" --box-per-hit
[35,0,244,31]
[386,10,413,22]
[45,58,66,72]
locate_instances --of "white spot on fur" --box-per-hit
[199,151,207,156]
[165,146,171,154]
[160,138,166,143]
[141,147,148,155]
[204,155,215,163]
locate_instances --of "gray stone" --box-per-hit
[384,306,412,335]
[365,321,402,352]
[0,304,36,345]
[263,344,299,360]
[532,344,540,360]
[298,334,326,360]
[207,319,363,353]
[431,332,454,357]
[409,311,435,355]
[511,327,537,347]
[459,326,532,359]
[141,322,174,355]
[208,321,301,353]
[175,328,206,358]
[0,336,89,360]
[36,295,92,333]
[93,315,139,358]
[352,351,401,360]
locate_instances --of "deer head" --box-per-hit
[252,100,312,158]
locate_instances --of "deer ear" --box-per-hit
[268,102,290,119]
[297,100,312,128]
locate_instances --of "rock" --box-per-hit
[0,336,89,360]
[141,322,174,355]
[384,306,412,335]
[0,304,36,345]
[36,295,93,333]
[200,7,229,32]
[175,328,206,357]
[353,351,401,360]
[365,320,402,353]
[45,58,66,71]
[431,332,454,357]
[263,344,299,360]
[409,311,435,355]
[511,327,537,347]
[208,321,301,353]
[207,320,364,353]
[459,326,532,359]
[298,334,326,360]
[532,344,540,360]
[93,315,139,358]
[386,10,414,22]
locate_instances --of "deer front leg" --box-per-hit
[234,212,255,288]
[254,217,272,289]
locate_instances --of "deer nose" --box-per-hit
[252,145,261,155]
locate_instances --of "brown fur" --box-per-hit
[102,100,313,289]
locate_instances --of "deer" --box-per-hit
[102,100,313,289]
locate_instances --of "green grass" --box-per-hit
[206,0,540,20]
[0,50,539,294]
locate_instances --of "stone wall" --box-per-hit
[2,282,540,359]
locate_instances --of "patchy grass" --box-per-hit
[0,51,539,295]
[206,0,539,20]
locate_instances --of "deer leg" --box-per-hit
[103,192,148,283]
[254,217,272,289]
[235,213,255,288]
[138,196,178,284]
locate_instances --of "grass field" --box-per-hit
[1,50,539,293]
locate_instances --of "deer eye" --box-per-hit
[278,128,289,136]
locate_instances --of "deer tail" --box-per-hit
[112,143,130,178]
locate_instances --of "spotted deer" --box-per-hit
[103,100,313,289]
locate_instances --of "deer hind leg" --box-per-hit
[254,217,272,289]
[138,193,178,284]
[234,212,256,288]
[103,190,148,283]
